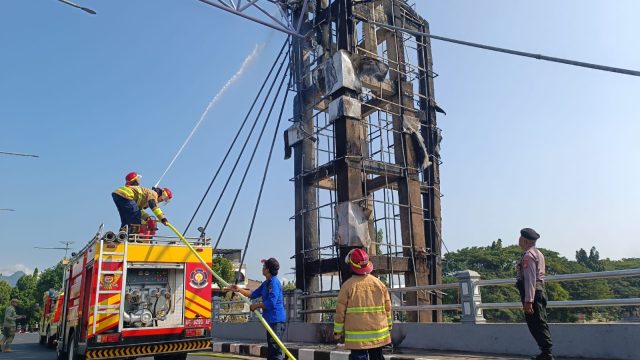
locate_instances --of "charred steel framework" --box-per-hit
[288,0,443,322]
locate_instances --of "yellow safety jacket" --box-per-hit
[334,274,392,350]
[113,186,166,221]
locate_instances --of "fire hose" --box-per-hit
[166,223,296,360]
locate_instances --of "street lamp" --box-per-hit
[57,0,96,15]
[0,151,38,157]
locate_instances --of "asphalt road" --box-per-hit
[3,333,604,360]
[1,333,253,360]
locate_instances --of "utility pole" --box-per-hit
[35,241,75,263]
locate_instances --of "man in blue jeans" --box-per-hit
[229,258,286,360]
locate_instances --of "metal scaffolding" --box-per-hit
[286,0,443,323]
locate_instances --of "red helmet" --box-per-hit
[346,248,373,275]
[162,188,173,200]
[125,172,141,185]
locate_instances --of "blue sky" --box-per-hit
[1,1,638,280]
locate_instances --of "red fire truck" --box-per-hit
[56,228,213,360]
[39,290,65,348]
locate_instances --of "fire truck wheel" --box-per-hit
[57,347,66,360]
[67,334,83,360]
[46,327,55,348]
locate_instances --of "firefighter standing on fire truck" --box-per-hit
[125,171,141,186]
[112,185,173,231]
[111,172,143,230]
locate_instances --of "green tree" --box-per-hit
[36,261,66,301]
[282,281,296,291]
[211,256,235,286]
[576,247,604,272]
[0,280,11,321]
[601,258,640,320]
[443,243,523,322]
[442,242,632,323]
[11,269,40,329]
[321,297,337,322]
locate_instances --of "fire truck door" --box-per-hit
[80,265,94,342]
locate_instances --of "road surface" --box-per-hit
[2,332,253,360]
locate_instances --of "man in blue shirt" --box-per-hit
[229,258,286,360]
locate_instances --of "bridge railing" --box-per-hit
[212,268,640,323]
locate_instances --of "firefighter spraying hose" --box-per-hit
[165,222,296,360]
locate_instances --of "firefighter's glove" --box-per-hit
[334,332,342,341]
[161,218,169,226]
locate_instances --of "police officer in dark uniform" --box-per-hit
[516,228,554,360]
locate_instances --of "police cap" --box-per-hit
[520,228,540,241]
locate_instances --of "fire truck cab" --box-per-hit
[40,290,64,348]
[56,229,213,360]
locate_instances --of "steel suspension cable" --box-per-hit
[201,49,290,233]
[235,61,293,284]
[184,39,290,235]
[212,55,291,253]
[365,20,640,77]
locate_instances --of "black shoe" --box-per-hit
[531,354,554,360]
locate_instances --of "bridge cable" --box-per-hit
[364,19,640,77]
[212,53,291,255]
[199,45,290,234]
[184,39,289,235]
[234,60,293,284]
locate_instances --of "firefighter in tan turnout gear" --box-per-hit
[112,185,173,232]
[334,248,392,360]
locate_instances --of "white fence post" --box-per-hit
[455,270,486,324]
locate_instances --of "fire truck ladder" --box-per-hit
[92,238,129,335]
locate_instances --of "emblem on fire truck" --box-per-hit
[101,274,121,290]
[189,268,208,288]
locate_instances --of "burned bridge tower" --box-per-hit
[285,0,443,323]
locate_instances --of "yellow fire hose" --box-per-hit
[167,223,296,360]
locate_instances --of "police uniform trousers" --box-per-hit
[518,281,553,354]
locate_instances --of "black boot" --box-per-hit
[531,353,554,360]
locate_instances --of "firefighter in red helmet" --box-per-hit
[112,185,173,231]
[125,172,141,186]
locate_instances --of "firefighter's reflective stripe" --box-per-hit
[334,322,344,333]
[344,327,390,343]
[345,305,385,314]
[152,206,164,218]
[114,186,135,199]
